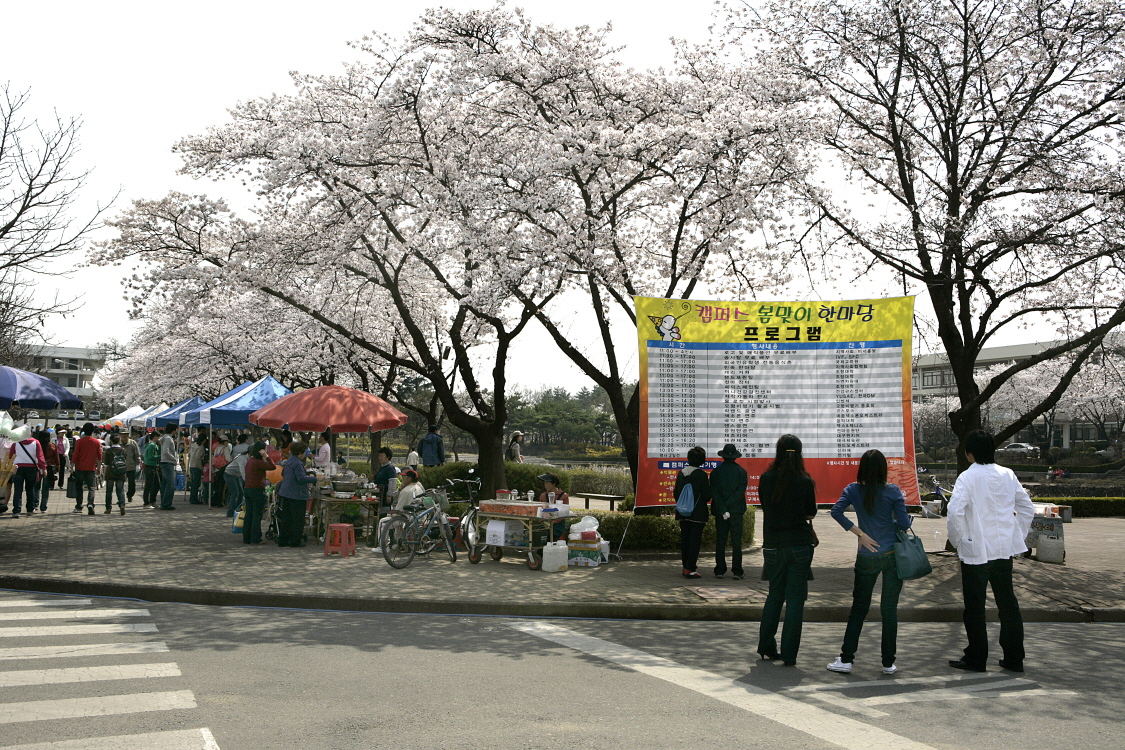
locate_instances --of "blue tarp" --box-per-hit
[180,376,292,427]
[147,397,206,428]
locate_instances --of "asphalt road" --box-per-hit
[0,590,1119,749]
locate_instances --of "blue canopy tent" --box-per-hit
[148,397,205,428]
[181,376,292,427]
[129,403,169,429]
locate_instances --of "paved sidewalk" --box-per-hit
[0,500,1121,621]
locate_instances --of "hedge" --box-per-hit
[1050,498,1125,517]
[447,503,756,551]
[418,462,635,499]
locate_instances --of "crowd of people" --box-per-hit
[673,430,1035,674]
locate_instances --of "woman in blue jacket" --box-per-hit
[276,441,319,548]
[828,449,913,675]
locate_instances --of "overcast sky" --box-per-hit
[4,0,1054,395]
[5,0,726,391]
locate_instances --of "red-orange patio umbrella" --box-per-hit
[248,385,408,433]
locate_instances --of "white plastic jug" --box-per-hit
[541,540,569,573]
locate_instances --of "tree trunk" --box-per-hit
[460,420,506,498]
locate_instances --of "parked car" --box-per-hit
[87,411,102,421]
[1094,449,1116,462]
[27,411,39,419]
[73,411,85,420]
[997,442,1039,459]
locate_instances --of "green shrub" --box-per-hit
[567,467,634,496]
[619,493,635,512]
[417,462,481,492]
[447,504,757,550]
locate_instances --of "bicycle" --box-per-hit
[379,489,457,568]
[445,473,483,552]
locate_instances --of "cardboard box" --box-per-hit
[568,546,601,564]
[569,556,600,567]
[486,519,526,546]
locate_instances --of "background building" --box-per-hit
[28,345,105,401]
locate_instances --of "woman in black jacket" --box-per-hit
[673,446,711,579]
[756,434,817,665]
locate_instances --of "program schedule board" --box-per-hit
[636,295,920,508]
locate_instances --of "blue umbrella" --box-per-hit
[0,364,84,410]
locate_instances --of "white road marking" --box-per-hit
[0,662,181,687]
[0,600,92,608]
[0,642,170,662]
[510,621,937,750]
[807,691,890,719]
[0,609,149,622]
[0,690,196,724]
[0,727,219,749]
[791,673,1076,714]
[788,672,997,692]
[0,624,158,638]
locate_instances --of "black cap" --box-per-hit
[537,472,559,485]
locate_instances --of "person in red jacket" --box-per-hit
[70,423,103,515]
[8,433,46,519]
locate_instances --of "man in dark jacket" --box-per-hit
[673,446,712,579]
[710,443,748,580]
[418,425,445,466]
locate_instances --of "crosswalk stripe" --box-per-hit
[0,600,92,609]
[0,662,181,687]
[0,609,149,622]
[0,624,159,638]
[0,690,196,724]
[0,642,170,662]
[0,727,220,749]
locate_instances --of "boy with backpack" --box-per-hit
[673,446,712,579]
[102,434,129,515]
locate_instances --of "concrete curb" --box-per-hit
[0,575,1113,622]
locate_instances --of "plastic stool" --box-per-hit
[324,523,356,557]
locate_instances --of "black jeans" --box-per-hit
[960,557,1024,666]
[758,545,814,663]
[126,469,137,500]
[840,552,903,666]
[277,495,306,546]
[679,520,706,572]
[57,454,67,488]
[714,514,744,577]
[40,467,55,511]
[11,467,39,514]
[242,488,266,543]
[74,470,97,508]
[143,464,162,505]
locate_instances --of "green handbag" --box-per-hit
[894,527,933,580]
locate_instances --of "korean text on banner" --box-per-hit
[635,296,919,508]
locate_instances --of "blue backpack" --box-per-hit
[675,478,696,516]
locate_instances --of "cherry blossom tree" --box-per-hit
[400,9,812,482]
[743,0,1125,468]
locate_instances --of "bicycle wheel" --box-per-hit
[461,507,479,549]
[439,515,457,562]
[380,515,416,569]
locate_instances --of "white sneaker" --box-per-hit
[827,658,852,673]
[882,664,898,674]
